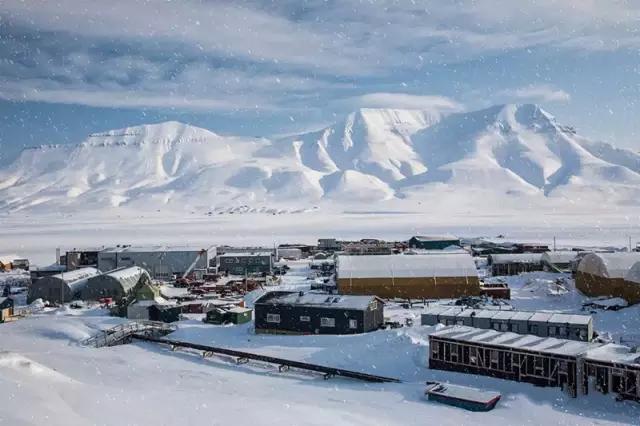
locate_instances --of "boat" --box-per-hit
[424,381,501,412]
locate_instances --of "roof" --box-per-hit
[102,245,213,254]
[49,267,100,284]
[0,297,13,305]
[541,251,579,264]
[577,253,640,278]
[337,254,478,279]
[426,383,500,403]
[423,307,592,326]
[104,266,148,280]
[585,344,640,366]
[624,261,640,284]
[411,235,460,242]
[430,326,597,356]
[226,307,252,314]
[256,291,379,311]
[489,253,543,264]
[218,252,273,258]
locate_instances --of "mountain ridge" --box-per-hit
[1,104,639,214]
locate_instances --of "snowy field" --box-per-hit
[2,211,639,266]
[2,262,640,425]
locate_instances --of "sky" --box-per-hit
[0,0,639,164]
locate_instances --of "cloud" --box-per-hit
[334,93,463,113]
[499,84,571,103]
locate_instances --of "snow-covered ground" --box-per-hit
[1,261,639,425]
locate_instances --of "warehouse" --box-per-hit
[82,267,151,301]
[336,254,479,299]
[98,246,216,280]
[254,291,384,335]
[218,252,273,276]
[421,307,593,341]
[428,326,596,397]
[576,253,640,304]
[487,253,544,276]
[27,267,100,304]
[408,235,461,250]
[541,251,579,273]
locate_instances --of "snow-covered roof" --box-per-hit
[102,245,213,254]
[430,326,596,356]
[226,307,252,314]
[489,253,543,264]
[541,251,579,264]
[404,248,469,255]
[218,252,273,258]
[105,266,147,280]
[0,254,20,265]
[411,235,459,242]
[50,267,100,284]
[256,291,379,310]
[623,261,640,284]
[585,343,640,366]
[577,253,640,278]
[424,307,592,326]
[337,254,478,279]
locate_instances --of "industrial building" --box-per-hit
[408,235,461,250]
[421,307,593,342]
[576,253,640,304]
[487,253,544,276]
[0,297,14,323]
[541,251,579,273]
[64,248,102,271]
[82,267,151,301]
[98,246,216,280]
[27,267,101,304]
[336,254,480,299]
[217,252,273,276]
[429,326,640,402]
[254,291,384,335]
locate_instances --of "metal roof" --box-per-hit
[422,307,591,326]
[256,291,379,311]
[337,253,478,279]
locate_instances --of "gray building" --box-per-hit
[28,267,100,304]
[98,246,216,280]
[82,266,151,301]
[217,252,273,276]
[422,307,593,342]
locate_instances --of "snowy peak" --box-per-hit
[1,105,639,213]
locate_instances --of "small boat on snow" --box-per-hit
[424,381,501,412]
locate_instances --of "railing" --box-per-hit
[82,320,176,348]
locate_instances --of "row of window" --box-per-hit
[265,313,357,329]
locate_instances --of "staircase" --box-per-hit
[82,320,177,348]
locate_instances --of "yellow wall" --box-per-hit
[337,276,480,299]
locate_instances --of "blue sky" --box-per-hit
[1,0,638,164]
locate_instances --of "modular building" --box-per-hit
[541,251,579,273]
[27,267,100,304]
[254,291,384,335]
[336,254,480,299]
[98,246,216,280]
[205,307,253,325]
[488,253,544,276]
[576,253,640,304]
[408,235,461,250]
[421,307,593,341]
[217,252,273,276]
[429,326,640,402]
[82,267,151,301]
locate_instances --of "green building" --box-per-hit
[204,307,253,325]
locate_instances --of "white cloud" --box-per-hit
[335,93,463,113]
[499,84,571,103]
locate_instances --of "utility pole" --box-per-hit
[553,236,556,252]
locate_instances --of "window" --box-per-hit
[559,326,567,336]
[320,317,335,327]
[369,300,378,311]
[349,319,357,329]
[500,323,509,332]
[530,325,538,334]
[300,315,310,322]
[549,326,557,336]
[266,313,280,323]
[492,322,499,331]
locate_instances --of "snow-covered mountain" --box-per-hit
[1,104,639,214]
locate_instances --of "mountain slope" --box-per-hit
[0,105,639,214]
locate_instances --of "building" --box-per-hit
[0,254,21,272]
[408,235,461,250]
[27,267,100,304]
[30,264,67,285]
[0,297,14,323]
[254,291,384,335]
[429,326,640,402]
[479,282,511,299]
[276,247,302,260]
[318,238,341,252]
[336,254,480,299]
[217,252,273,276]
[64,248,102,271]
[487,253,544,276]
[513,243,550,253]
[576,253,640,304]
[541,251,579,273]
[342,240,394,256]
[98,246,216,280]
[428,326,595,397]
[204,306,252,325]
[82,267,151,301]
[421,307,593,341]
